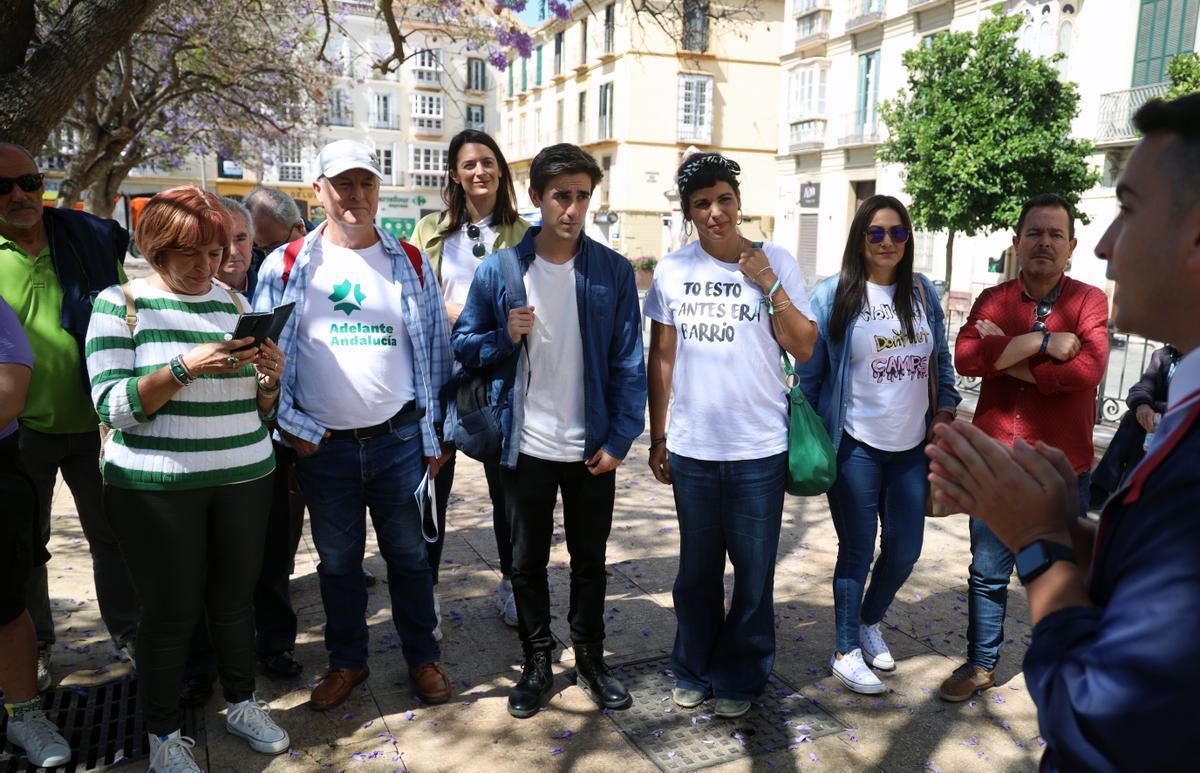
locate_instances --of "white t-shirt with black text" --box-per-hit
[295,238,416,430]
[643,240,815,461]
[842,280,933,452]
[519,254,587,462]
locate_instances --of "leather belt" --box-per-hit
[326,401,424,441]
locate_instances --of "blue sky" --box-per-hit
[517,3,546,29]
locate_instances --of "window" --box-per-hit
[678,74,713,143]
[580,18,589,64]
[601,155,612,205]
[855,50,881,137]
[556,99,565,142]
[521,58,527,92]
[1057,21,1073,75]
[789,120,825,146]
[604,3,615,53]
[467,104,485,131]
[913,231,937,274]
[554,32,564,74]
[414,48,441,85]
[409,144,448,188]
[1132,0,1200,86]
[278,141,304,182]
[372,93,395,128]
[683,0,709,52]
[795,12,827,41]
[788,66,826,119]
[410,93,444,133]
[598,82,614,140]
[325,89,353,126]
[534,108,543,146]
[379,147,394,182]
[520,114,527,154]
[508,65,514,97]
[467,58,487,91]
[796,214,818,287]
[578,92,587,143]
[535,45,543,85]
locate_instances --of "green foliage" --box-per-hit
[1167,52,1200,99]
[633,257,658,272]
[878,8,1098,242]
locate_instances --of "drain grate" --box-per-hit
[606,656,843,772]
[0,677,206,772]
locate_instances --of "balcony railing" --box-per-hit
[838,110,878,146]
[789,118,827,152]
[369,115,400,130]
[1097,82,1169,143]
[324,113,354,127]
[846,1,883,32]
[794,0,830,16]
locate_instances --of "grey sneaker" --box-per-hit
[432,595,443,642]
[671,686,707,708]
[495,578,518,628]
[714,699,751,718]
[148,730,201,773]
[36,645,52,692]
[225,697,289,754]
[7,710,71,767]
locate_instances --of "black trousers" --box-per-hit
[106,475,273,735]
[501,454,615,655]
[426,455,514,582]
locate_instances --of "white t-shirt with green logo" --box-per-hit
[295,238,416,430]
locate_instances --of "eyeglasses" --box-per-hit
[1031,299,1053,333]
[0,174,44,195]
[466,223,487,258]
[864,225,910,244]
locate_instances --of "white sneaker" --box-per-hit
[225,697,289,754]
[7,710,71,768]
[495,578,518,628]
[830,649,886,695]
[148,730,201,772]
[36,645,52,692]
[432,595,443,642]
[859,622,895,671]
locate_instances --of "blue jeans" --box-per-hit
[827,433,928,655]
[294,423,439,670]
[668,451,786,701]
[968,471,1092,671]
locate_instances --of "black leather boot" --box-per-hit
[573,645,632,710]
[507,650,553,718]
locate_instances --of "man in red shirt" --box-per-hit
[938,193,1109,701]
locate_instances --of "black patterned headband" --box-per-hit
[677,154,741,192]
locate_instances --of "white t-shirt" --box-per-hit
[440,214,498,307]
[519,254,587,462]
[295,238,416,429]
[843,281,934,452]
[643,240,815,461]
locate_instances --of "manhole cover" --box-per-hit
[0,676,206,772]
[606,656,842,772]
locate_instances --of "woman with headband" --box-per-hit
[645,152,818,718]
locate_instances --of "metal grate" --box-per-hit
[0,678,206,772]
[606,656,843,772]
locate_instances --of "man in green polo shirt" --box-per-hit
[0,143,139,689]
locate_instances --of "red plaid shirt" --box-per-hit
[955,274,1109,473]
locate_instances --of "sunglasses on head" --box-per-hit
[865,225,910,244]
[0,174,44,195]
[466,223,486,258]
[1031,299,1054,333]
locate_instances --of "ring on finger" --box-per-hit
[226,354,239,367]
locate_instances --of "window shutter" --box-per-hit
[797,214,818,286]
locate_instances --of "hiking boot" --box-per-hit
[309,667,369,711]
[409,662,452,704]
[507,650,553,718]
[573,645,632,710]
[938,663,996,702]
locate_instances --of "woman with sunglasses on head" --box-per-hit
[412,130,529,633]
[645,153,818,718]
[797,194,960,695]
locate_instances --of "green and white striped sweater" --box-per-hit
[86,278,274,490]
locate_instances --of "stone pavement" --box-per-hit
[37,430,1045,772]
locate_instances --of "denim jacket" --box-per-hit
[797,273,960,451]
[451,227,647,469]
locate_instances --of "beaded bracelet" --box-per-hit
[169,355,195,386]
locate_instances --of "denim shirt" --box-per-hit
[251,223,453,458]
[451,227,647,469]
[797,273,960,451]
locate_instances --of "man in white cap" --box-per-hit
[252,139,455,709]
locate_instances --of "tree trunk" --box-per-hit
[943,228,955,318]
[0,0,165,153]
[85,169,130,220]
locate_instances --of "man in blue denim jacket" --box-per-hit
[452,144,647,719]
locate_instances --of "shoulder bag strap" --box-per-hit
[222,286,244,315]
[280,237,305,289]
[399,240,424,287]
[118,281,137,334]
[915,276,938,412]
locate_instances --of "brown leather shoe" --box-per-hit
[938,662,996,702]
[409,661,452,704]
[309,667,370,711]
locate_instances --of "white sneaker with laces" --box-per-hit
[859,622,896,671]
[830,649,886,695]
[225,697,289,754]
[148,730,201,772]
[7,710,71,768]
[495,578,518,628]
[432,595,443,642]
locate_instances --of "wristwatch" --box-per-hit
[1014,539,1076,586]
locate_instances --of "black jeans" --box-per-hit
[501,454,615,655]
[19,427,139,647]
[426,455,514,582]
[185,444,301,678]
[106,475,272,735]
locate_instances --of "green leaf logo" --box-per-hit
[330,279,366,315]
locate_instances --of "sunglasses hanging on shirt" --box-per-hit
[0,174,44,195]
[864,225,910,244]
[466,223,487,258]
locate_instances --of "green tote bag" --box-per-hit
[781,350,837,496]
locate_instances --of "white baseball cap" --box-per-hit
[315,139,382,180]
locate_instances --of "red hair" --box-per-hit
[135,185,231,265]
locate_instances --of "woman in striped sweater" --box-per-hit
[85,186,289,773]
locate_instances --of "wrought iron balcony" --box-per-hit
[789,118,827,153]
[1096,82,1169,144]
[369,115,401,130]
[846,5,883,33]
[324,113,354,127]
[838,111,878,146]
